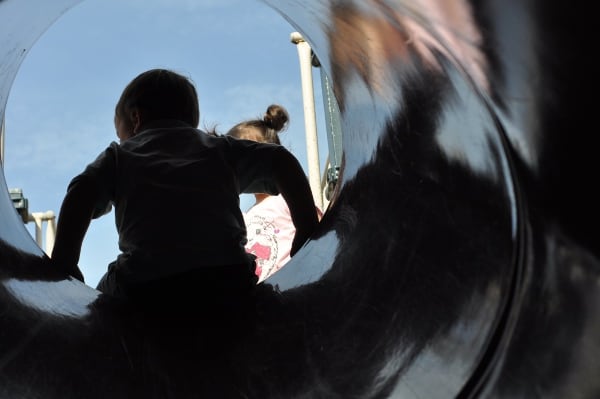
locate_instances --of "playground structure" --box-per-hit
[0,0,598,398]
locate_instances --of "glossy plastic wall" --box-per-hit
[0,0,598,398]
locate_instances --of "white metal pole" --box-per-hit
[290,32,323,211]
[29,213,43,248]
[28,211,56,254]
[45,211,56,254]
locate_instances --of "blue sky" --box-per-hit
[3,0,328,287]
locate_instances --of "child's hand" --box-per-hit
[49,258,85,283]
[290,222,317,256]
[69,267,85,283]
[290,235,306,257]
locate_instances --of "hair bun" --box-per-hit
[263,104,289,133]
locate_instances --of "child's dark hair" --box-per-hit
[115,69,200,128]
[227,104,289,144]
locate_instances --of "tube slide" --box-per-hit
[0,0,597,397]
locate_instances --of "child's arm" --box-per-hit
[271,150,319,256]
[50,176,99,282]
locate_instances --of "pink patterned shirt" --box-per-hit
[243,195,295,282]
